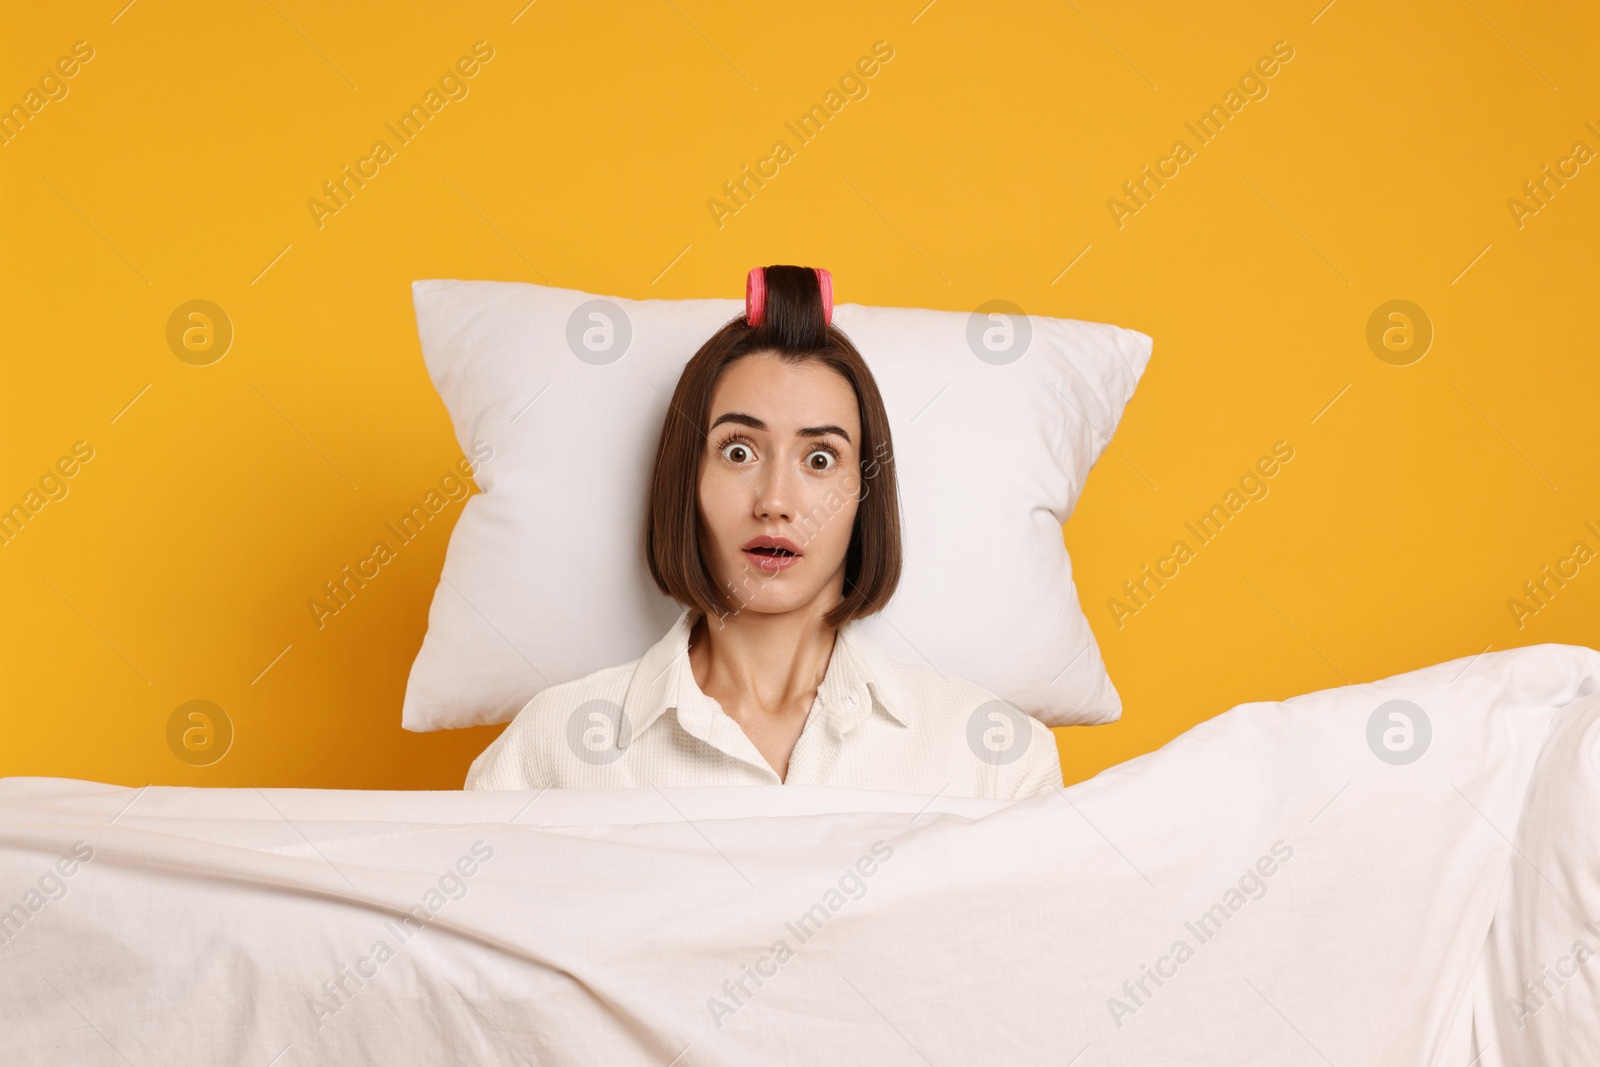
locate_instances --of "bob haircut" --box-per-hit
[645,265,902,629]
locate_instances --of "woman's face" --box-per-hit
[697,351,862,621]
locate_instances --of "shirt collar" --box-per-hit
[620,608,911,742]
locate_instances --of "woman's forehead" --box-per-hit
[708,354,859,433]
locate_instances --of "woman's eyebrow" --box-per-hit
[710,412,764,432]
[708,413,851,443]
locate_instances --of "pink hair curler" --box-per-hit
[745,267,768,327]
[814,267,833,324]
[745,267,834,327]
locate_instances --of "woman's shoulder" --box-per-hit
[467,609,700,790]
[845,622,1061,798]
[845,622,1004,714]
[512,659,637,727]
[464,658,640,789]
[847,622,1057,735]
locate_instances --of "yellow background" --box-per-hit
[2,1,1596,789]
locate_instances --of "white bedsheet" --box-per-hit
[2,642,1597,1065]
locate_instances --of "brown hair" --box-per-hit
[645,265,902,628]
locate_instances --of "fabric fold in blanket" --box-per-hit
[1,642,1597,1065]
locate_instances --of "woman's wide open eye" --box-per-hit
[806,445,838,472]
[719,438,755,464]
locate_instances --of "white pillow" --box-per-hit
[404,279,1151,730]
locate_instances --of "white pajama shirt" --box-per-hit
[466,608,1063,800]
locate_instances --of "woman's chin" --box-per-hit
[713,553,846,619]
[725,581,824,619]
[735,555,803,586]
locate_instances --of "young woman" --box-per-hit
[466,265,1062,799]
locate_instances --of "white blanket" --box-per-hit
[2,642,1597,1065]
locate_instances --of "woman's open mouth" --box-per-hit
[742,537,802,573]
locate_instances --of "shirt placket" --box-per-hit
[784,647,866,783]
[672,667,783,782]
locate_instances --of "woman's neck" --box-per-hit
[689,602,839,716]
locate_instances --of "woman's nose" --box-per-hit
[753,463,794,522]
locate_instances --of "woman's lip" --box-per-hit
[744,548,801,572]
[741,536,802,553]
